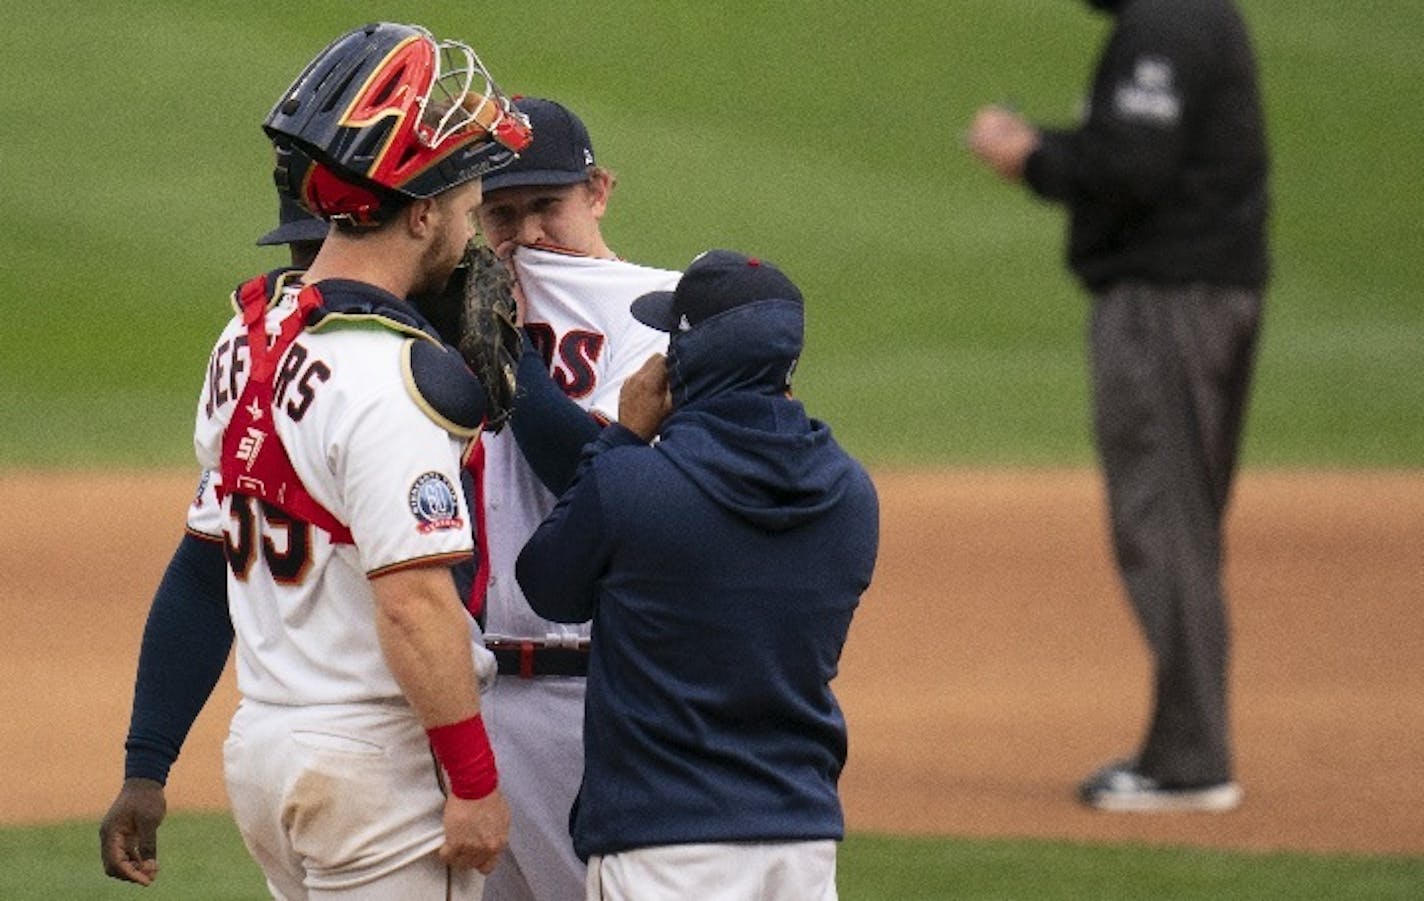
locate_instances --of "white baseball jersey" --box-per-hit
[194,281,476,707]
[481,246,677,642]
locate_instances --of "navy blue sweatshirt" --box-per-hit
[517,299,879,860]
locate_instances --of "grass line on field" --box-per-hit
[4,814,1423,901]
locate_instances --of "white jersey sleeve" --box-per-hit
[324,331,475,576]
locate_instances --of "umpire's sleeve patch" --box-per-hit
[402,340,487,438]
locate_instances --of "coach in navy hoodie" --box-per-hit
[516,249,878,898]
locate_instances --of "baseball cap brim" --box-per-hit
[255,218,329,247]
[479,166,591,194]
[630,290,679,332]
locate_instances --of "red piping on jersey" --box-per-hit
[519,239,591,257]
[219,275,355,545]
[463,439,491,618]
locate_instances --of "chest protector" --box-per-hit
[219,274,355,544]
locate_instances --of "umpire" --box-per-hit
[967,0,1268,812]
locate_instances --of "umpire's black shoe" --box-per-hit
[1078,759,1243,813]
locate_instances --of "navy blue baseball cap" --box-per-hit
[477,97,596,193]
[256,193,329,246]
[631,250,803,333]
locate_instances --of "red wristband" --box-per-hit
[426,714,498,800]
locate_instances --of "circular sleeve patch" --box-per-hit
[408,471,466,534]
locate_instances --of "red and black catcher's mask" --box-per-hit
[264,22,532,226]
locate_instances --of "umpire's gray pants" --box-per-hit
[1090,281,1262,786]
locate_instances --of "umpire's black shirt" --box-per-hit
[1025,0,1269,292]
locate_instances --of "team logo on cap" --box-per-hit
[408,472,465,533]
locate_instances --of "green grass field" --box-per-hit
[2,1,1420,896]
[2,1,1420,468]
[5,814,1422,900]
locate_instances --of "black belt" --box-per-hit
[488,641,589,678]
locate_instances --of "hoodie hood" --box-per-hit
[666,298,802,406]
[657,300,858,531]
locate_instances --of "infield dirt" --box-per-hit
[2,469,1420,856]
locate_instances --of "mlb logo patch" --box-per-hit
[408,472,465,534]
[1114,54,1181,125]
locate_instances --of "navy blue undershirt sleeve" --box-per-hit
[509,334,603,496]
[123,532,233,784]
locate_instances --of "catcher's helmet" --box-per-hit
[265,22,531,224]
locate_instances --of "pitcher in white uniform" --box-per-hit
[469,97,680,901]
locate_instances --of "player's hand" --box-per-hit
[618,354,672,442]
[966,105,1040,182]
[438,790,509,874]
[490,240,528,325]
[99,777,167,886]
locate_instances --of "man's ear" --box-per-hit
[403,196,439,238]
[585,169,613,221]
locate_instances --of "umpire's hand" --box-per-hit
[100,777,167,885]
[966,105,1040,182]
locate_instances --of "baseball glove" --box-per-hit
[453,244,521,433]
